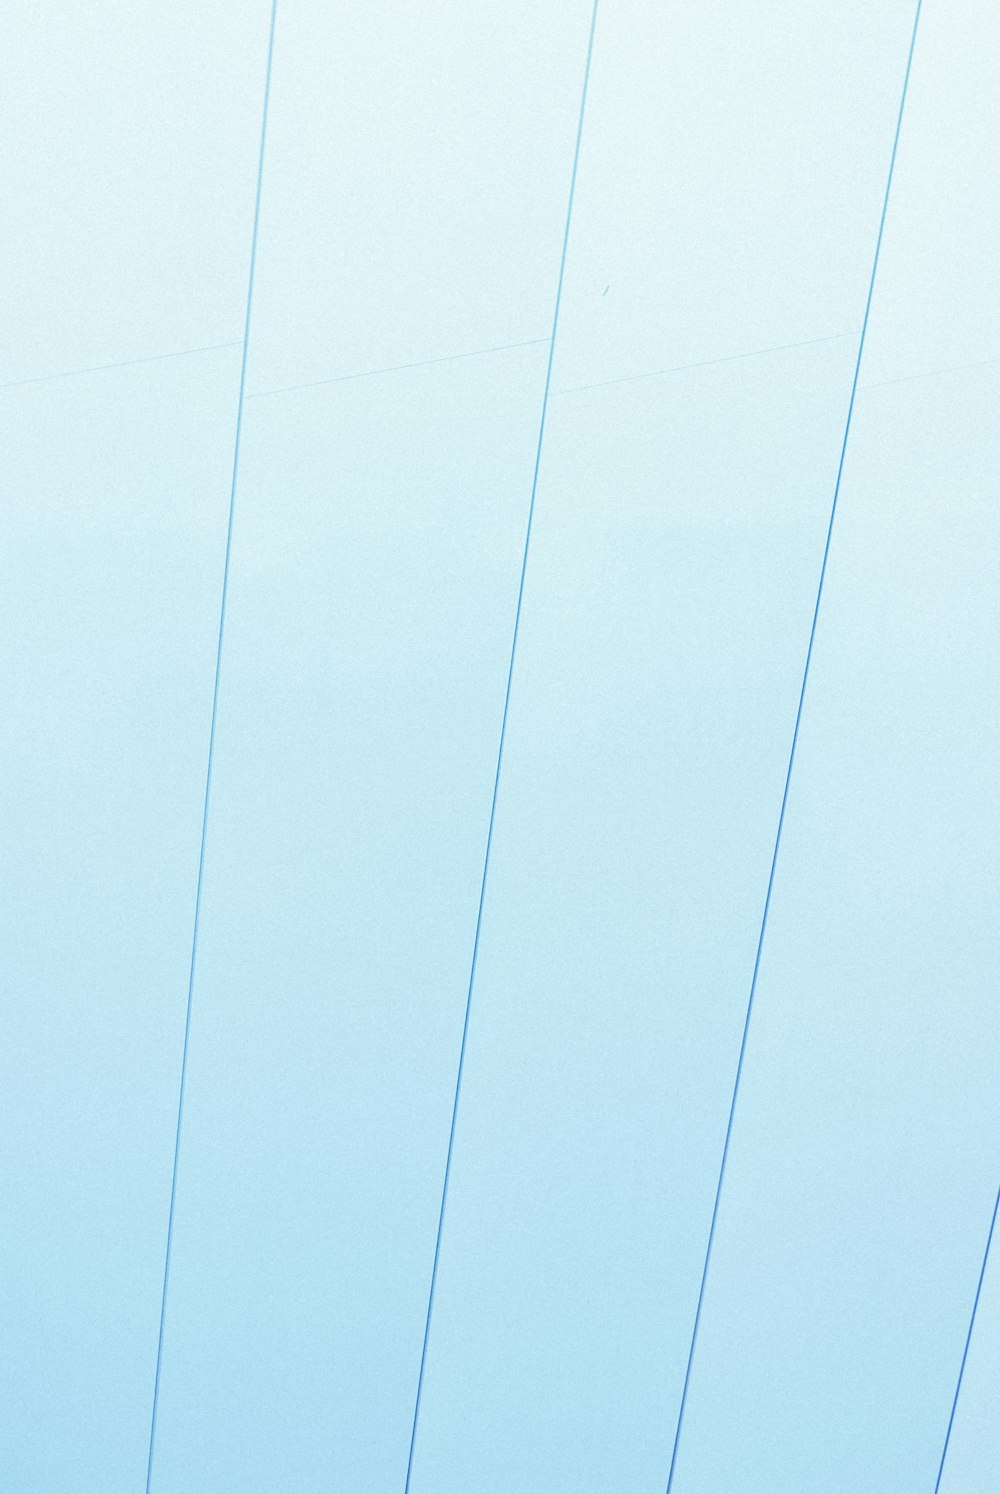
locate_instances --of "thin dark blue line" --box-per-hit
[143,3,279,1489]
[400,3,601,1489]
[663,5,923,1490]
[934,1182,1000,1492]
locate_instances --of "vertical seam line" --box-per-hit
[143,3,279,1487]
[934,1181,1000,1492]
[663,3,924,1488]
[400,3,602,1489]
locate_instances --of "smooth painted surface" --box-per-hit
[2,10,271,1486]
[938,1204,1000,1494]
[0,350,241,1490]
[552,0,915,391]
[401,2,928,1486]
[142,7,606,1486]
[860,0,1000,385]
[664,361,1000,1493]
[4,1,998,1491]
[146,347,552,1491]
[1,0,270,383]
[403,338,860,1494]
[244,0,595,393]
[663,7,1000,1482]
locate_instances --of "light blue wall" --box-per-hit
[2,1,997,1490]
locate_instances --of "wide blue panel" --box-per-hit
[399,3,922,1487]
[666,358,1000,1491]
[402,340,860,1494]
[0,351,241,1490]
[142,7,607,1485]
[661,6,1000,1483]
[147,346,552,1491]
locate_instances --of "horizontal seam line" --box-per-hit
[861,351,1000,389]
[0,341,242,390]
[247,338,550,399]
[555,330,860,395]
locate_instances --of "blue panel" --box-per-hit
[147,347,553,1491]
[399,3,924,1488]
[142,7,607,1484]
[665,356,1000,1490]
[660,6,1000,1483]
[401,345,862,1494]
[0,9,270,1487]
[0,351,241,1490]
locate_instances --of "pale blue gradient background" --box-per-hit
[2,1,997,1491]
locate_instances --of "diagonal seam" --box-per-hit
[934,1182,1000,1492]
[142,4,280,1489]
[556,330,859,396]
[246,338,550,399]
[0,342,241,393]
[663,4,924,1490]
[862,350,1000,391]
[400,4,602,1490]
